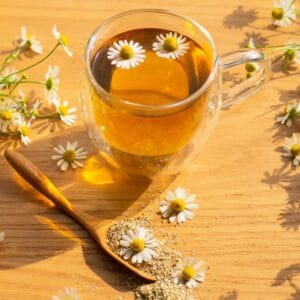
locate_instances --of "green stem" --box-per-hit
[37,112,59,119]
[19,80,45,86]
[0,47,23,72]
[0,93,15,99]
[0,131,19,137]
[2,43,60,81]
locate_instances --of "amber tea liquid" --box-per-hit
[90,28,211,161]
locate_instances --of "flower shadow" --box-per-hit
[218,290,238,300]
[0,125,175,291]
[261,166,300,231]
[272,264,300,300]
[238,32,269,48]
[223,6,258,30]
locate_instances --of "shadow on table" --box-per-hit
[262,164,300,231]
[223,6,258,30]
[0,125,175,291]
[218,290,238,300]
[272,264,300,300]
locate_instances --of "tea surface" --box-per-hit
[90,28,211,158]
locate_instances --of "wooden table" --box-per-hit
[0,1,299,299]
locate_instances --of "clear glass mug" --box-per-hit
[80,9,270,178]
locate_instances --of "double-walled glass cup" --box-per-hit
[80,9,269,178]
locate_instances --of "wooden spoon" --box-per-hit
[4,149,155,282]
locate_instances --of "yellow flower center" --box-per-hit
[46,78,53,90]
[59,105,68,116]
[33,109,39,117]
[59,34,68,46]
[245,63,256,73]
[1,111,12,121]
[130,238,145,252]
[120,45,134,60]
[182,266,196,281]
[63,149,76,162]
[20,125,30,136]
[285,49,295,61]
[171,198,186,212]
[290,144,300,157]
[163,37,179,52]
[61,297,73,300]
[272,7,284,20]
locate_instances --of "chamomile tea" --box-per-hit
[90,28,211,158]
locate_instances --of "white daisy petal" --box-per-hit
[272,0,296,28]
[119,226,157,264]
[160,187,199,224]
[0,232,5,241]
[51,286,81,300]
[52,141,88,172]
[107,39,145,69]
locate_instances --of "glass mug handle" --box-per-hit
[220,49,271,108]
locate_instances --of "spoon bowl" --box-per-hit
[4,149,156,282]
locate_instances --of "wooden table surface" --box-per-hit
[1,1,300,299]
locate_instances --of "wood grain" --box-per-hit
[0,1,300,299]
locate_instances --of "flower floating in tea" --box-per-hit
[52,141,88,171]
[15,26,43,54]
[51,286,81,300]
[282,133,300,166]
[160,187,199,224]
[153,32,189,60]
[119,226,158,264]
[107,40,146,69]
[276,101,300,127]
[173,257,206,288]
[271,0,296,27]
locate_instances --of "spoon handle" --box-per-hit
[4,149,99,230]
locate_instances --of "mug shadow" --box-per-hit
[0,125,175,291]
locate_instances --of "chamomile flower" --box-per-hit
[17,118,31,146]
[51,286,81,300]
[0,232,5,242]
[152,32,189,60]
[52,25,73,57]
[50,92,77,125]
[160,187,199,224]
[29,100,40,119]
[272,0,296,28]
[0,100,22,132]
[244,38,260,78]
[246,38,256,49]
[45,65,60,94]
[107,40,146,69]
[276,102,300,127]
[173,258,205,288]
[15,26,42,54]
[52,141,88,171]
[283,133,300,166]
[119,226,158,264]
[283,41,300,66]
[0,67,19,90]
